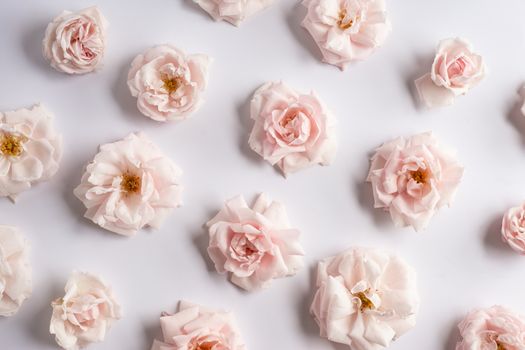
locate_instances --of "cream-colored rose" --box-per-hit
[43,7,108,74]
[193,0,274,26]
[50,272,121,350]
[0,225,32,317]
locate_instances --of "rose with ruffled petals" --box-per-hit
[0,104,62,201]
[206,193,304,291]
[501,203,525,255]
[151,301,246,350]
[74,133,183,236]
[0,225,31,317]
[415,38,485,108]
[43,6,108,74]
[302,0,391,70]
[248,81,337,176]
[193,0,274,26]
[367,132,463,231]
[50,272,120,350]
[127,45,211,122]
[311,247,420,350]
[456,305,525,350]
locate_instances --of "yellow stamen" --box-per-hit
[353,291,375,311]
[410,169,428,184]
[337,9,354,30]
[0,133,25,157]
[162,76,183,94]
[121,173,141,195]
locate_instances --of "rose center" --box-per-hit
[190,339,219,350]
[121,173,141,194]
[352,290,375,311]
[280,112,297,128]
[410,169,428,184]
[496,341,506,350]
[0,133,25,157]
[162,76,183,94]
[337,9,356,30]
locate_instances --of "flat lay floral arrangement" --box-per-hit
[2,0,525,350]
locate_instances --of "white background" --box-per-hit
[1,0,525,349]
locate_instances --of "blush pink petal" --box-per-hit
[193,0,274,26]
[206,193,304,291]
[501,203,525,255]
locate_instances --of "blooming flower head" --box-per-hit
[151,301,246,350]
[43,6,108,74]
[193,0,274,26]
[501,203,525,255]
[456,305,525,350]
[249,81,337,176]
[0,104,62,201]
[127,45,211,122]
[207,193,304,291]
[311,247,420,350]
[367,132,464,231]
[302,0,391,69]
[50,272,121,350]
[415,38,485,108]
[0,225,32,317]
[74,133,183,236]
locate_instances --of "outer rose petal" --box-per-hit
[206,193,304,291]
[0,225,32,317]
[193,0,274,26]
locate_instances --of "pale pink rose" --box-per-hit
[0,225,32,317]
[415,38,485,108]
[501,203,525,255]
[43,6,108,74]
[248,81,337,176]
[456,305,525,350]
[193,0,274,26]
[73,133,183,236]
[50,272,121,350]
[311,247,419,350]
[127,45,211,122]
[151,301,246,350]
[301,0,391,70]
[366,132,464,231]
[206,193,304,291]
[0,104,62,201]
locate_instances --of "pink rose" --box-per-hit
[248,81,337,176]
[73,133,183,236]
[415,38,485,108]
[127,45,211,122]
[193,0,274,26]
[367,132,464,231]
[0,225,32,317]
[0,104,62,201]
[206,194,304,291]
[50,272,121,350]
[456,305,525,350]
[311,247,420,349]
[43,6,108,74]
[501,203,525,255]
[151,301,246,350]
[301,0,391,70]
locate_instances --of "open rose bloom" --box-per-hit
[249,81,337,176]
[415,38,485,108]
[367,132,464,231]
[456,305,525,350]
[302,0,391,70]
[501,203,525,255]
[0,104,62,201]
[43,6,108,74]
[127,45,211,122]
[193,0,274,26]
[74,133,183,236]
[206,193,304,291]
[0,225,32,317]
[311,247,420,349]
[50,272,121,350]
[151,301,246,350]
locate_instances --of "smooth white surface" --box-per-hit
[1,0,525,349]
